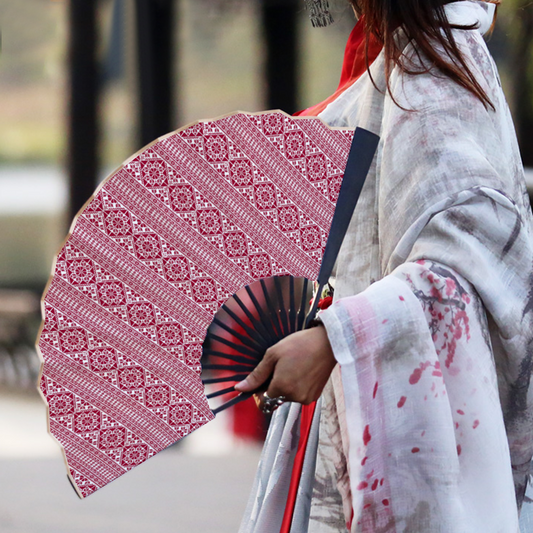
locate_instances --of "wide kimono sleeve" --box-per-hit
[319,187,533,533]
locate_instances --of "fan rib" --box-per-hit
[297,278,309,331]
[274,277,290,337]
[244,285,279,342]
[202,373,249,385]
[220,303,269,346]
[203,350,258,365]
[211,316,264,352]
[202,364,255,372]
[207,333,262,358]
[206,386,237,399]
[259,279,282,338]
[288,276,297,334]
[212,391,253,415]
[234,293,276,344]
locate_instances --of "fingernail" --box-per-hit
[234,379,248,391]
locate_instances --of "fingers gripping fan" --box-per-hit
[202,275,314,412]
[38,111,377,498]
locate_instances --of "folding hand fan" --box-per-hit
[37,110,377,498]
[202,124,379,413]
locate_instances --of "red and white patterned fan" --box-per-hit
[37,111,355,498]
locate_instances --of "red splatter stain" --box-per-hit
[397,396,407,408]
[409,368,423,384]
[432,370,443,377]
[430,286,443,302]
[455,422,459,429]
[363,425,371,445]
[399,295,405,301]
[366,469,375,480]
[363,503,372,510]
[357,481,368,490]
[445,278,456,296]
[382,319,388,324]
[373,381,379,399]
[473,420,479,429]
[372,479,379,491]
[347,509,354,530]
[421,430,426,437]
[380,478,384,486]
[431,382,436,392]
[457,444,462,456]
[382,499,390,506]
[457,409,465,415]
[411,447,420,453]
[361,456,368,466]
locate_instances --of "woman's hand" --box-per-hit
[234,324,337,409]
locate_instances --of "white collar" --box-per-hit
[444,1,496,35]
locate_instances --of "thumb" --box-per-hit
[234,352,276,392]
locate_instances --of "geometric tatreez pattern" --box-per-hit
[38,111,353,498]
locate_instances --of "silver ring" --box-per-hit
[262,392,286,414]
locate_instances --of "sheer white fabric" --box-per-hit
[239,3,533,532]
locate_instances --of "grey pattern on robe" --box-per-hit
[239,2,533,531]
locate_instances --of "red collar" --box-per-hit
[296,17,382,117]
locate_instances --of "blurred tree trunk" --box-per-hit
[261,0,300,114]
[68,0,100,222]
[135,0,177,148]
[512,2,533,167]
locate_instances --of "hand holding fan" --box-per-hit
[37,111,377,497]
[202,126,379,413]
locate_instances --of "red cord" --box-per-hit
[279,402,317,532]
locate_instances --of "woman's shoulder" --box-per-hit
[389,28,501,115]
[321,29,501,128]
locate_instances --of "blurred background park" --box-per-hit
[1,0,533,531]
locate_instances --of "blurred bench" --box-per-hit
[0,289,41,390]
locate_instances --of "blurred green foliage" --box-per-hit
[0,0,65,85]
[0,0,354,167]
[0,0,531,166]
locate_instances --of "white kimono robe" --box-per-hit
[239,2,533,532]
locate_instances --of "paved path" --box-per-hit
[0,389,261,533]
[3,372,533,532]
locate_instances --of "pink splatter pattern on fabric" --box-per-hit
[363,424,372,446]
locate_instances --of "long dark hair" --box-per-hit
[350,0,498,109]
